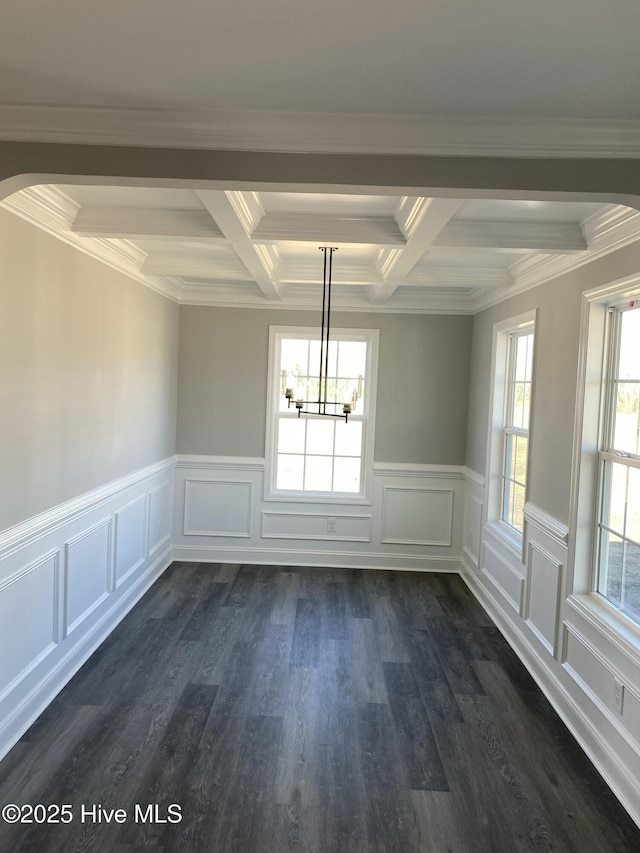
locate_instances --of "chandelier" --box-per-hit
[281,247,362,422]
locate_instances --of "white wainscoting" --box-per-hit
[173,456,464,572]
[0,458,174,762]
[524,541,563,657]
[481,537,524,614]
[262,511,372,542]
[460,470,640,827]
[184,479,253,537]
[381,486,453,546]
[64,518,113,637]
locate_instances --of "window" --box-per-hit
[485,311,536,549]
[596,306,640,623]
[265,326,378,501]
[502,329,534,533]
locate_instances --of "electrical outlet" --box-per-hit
[613,676,624,714]
[327,517,337,533]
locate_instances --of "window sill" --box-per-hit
[568,592,640,667]
[263,490,372,507]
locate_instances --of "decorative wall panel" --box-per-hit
[115,496,148,587]
[64,519,112,636]
[0,552,59,702]
[381,486,453,546]
[524,542,562,657]
[184,479,253,537]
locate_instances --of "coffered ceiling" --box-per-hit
[3,2,640,310]
[4,183,639,313]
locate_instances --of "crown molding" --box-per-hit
[0,185,181,302]
[471,204,640,313]
[2,104,640,158]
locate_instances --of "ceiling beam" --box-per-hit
[252,213,405,246]
[405,265,514,289]
[196,190,282,300]
[275,260,381,286]
[433,218,586,252]
[369,197,464,304]
[72,205,225,240]
[141,255,251,279]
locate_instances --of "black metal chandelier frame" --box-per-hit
[284,247,356,423]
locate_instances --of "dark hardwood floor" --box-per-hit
[1,562,639,852]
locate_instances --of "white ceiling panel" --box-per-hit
[61,186,204,210]
[2,2,640,119]
[457,199,606,222]
[260,193,399,216]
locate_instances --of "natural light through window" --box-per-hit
[267,328,378,500]
[597,307,640,623]
[502,329,534,534]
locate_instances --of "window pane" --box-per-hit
[280,339,309,412]
[278,418,305,454]
[333,457,361,493]
[515,334,531,381]
[512,383,531,430]
[628,466,640,543]
[618,310,640,378]
[279,394,293,414]
[622,542,640,622]
[605,462,628,536]
[281,338,309,374]
[306,418,334,456]
[304,455,333,491]
[335,419,362,456]
[503,478,525,532]
[277,454,304,490]
[514,435,528,483]
[309,340,338,383]
[506,434,528,485]
[337,340,367,377]
[613,382,639,455]
[599,530,623,608]
[504,433,515,480]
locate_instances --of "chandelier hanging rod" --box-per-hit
[283,246,360,422]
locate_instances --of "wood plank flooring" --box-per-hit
[1,562,639,852]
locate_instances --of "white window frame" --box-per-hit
[264,325,379,504]
[485,310,537,557]
[569,274,640,650]
[595,305,640,621]
[502,327,535,534]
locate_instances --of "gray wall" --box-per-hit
[0,209,180,531]
[465,239,640,523]
[177,306,472,465]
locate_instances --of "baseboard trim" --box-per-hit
[172,544,460,573]
[0,546,172,763]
